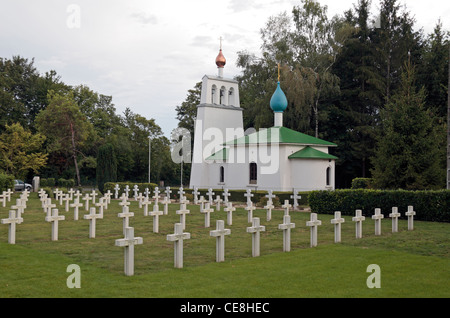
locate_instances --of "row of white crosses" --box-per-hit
[0,190,29,244]
[0,189,14,207]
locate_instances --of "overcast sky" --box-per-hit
[1,0,449,137]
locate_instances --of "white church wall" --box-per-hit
[290,159,335,191]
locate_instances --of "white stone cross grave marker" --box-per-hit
[207,188,215,205]
[118,195,130,212]
[39,192,48,209]
[214,195,223,211]
[45,208,65,241]
[91,190,98,204]
[161,195,170,215]
[124,185,130,199]
[144,187,151,199]
[264,190,276,221]
[405,206,416,230]
[115,227,143,276]
[278,214,295,252]
[178,187,185,203]
[83,207,103,238]
[73,190,82,203]
[104,190,112,205]
[282,200,291,216]
[330,211,345,243]
[372,208,384,235]
[389,207,401,233]
[67,188,75,200]
[165,187,172,200]
[118,206,134,235]
[192,187,199,204]
[70,197,83,220]
[1,210,23,244]
[290,190,301,210]
[200,203,214,228]
[83,193,92,211]
[166,223,191,268]
[4,188,13,202]
[306,213,322,247]
[135,193,144,208]
[63,194,71,212]
[244,189,254,206]
[352,209,365,239]
[114,184,120,199]
[95,197,107,217]
[149,204,163,233]
[224,202,235,225]
[19,194,28,210]
[142,196,152,216]
[0,193,7,208]
[11,199,26,220]
[246,217,265,257]
[210,220,231,262]
[43,198,56,218]
[245,201,257,223]
[58,190,65,206]
[222,188,231,205]
[198,196,207,210]
[133,185,139,200]
[54,189,62,205]
[176,202,190,230]
[152,187,160,205]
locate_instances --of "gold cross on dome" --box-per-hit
[278,63,280,82]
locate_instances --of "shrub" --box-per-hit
[351,178,373,189]
[0,173,14,192]
[58,178,75,189]
[46,178,56,187]
[308,189,450,222]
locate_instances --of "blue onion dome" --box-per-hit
[270,81,288,113]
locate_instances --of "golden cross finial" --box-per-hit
[277,63,280,82]
[219,36,223,50]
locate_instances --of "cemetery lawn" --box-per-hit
[0,193,449,298]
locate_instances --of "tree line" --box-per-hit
[0,56,184,190]
[176,0,449,190]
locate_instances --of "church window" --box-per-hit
[220,86,226,105]
[211,85,217,104]
[249,162,257,184]
[228,87,235,106]
[326,167,331,186]
[220,166,225,183]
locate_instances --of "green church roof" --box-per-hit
[205,148,228,161]
[223,126,337,147]
[288,146,338,160]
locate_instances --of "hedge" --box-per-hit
[0,173,14,192]
[308,189,450,222]
[103,182,158,196]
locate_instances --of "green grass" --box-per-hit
[0,193,449,298]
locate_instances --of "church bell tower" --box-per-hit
[189,40,244,189]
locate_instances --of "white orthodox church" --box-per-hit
[189,46,337,192]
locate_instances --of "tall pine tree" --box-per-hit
[96,143,117,193]
[371,60,445,189]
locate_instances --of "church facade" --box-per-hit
[189,47,337,192]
